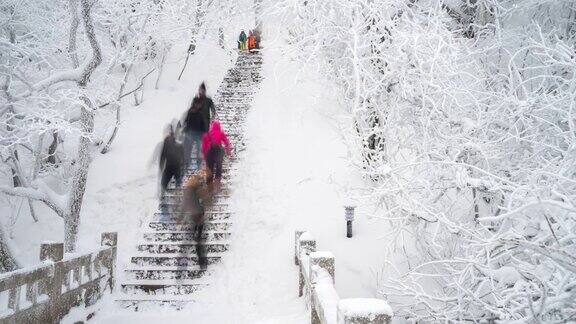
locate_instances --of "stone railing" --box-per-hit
[295,231,392,324]
[0,232,118,323]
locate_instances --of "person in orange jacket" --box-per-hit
[248,30,257,51]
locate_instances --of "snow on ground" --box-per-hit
[92,20,394,323]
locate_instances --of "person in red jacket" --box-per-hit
[201,121,231,185]
[248,30,257,51]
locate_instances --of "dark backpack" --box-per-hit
[184,102,205,132]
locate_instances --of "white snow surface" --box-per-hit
[338,298,394,318]
[310,251,335,259]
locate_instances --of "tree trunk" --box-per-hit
[0,225,19,272]
[100,104,120,154]
[68,0,80,68]
[64,0,102,252]
[10,150,39,222]
[28,199,38,223]
[179,0,204,80]
[65,96,94,252]
[46,131,59,164]
[101,64,133,154]
[133,87,141,106]
[155,48,167,89]
[218,27,225,49]
[178,47,194,81]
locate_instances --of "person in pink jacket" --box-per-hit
[201,121,231,184]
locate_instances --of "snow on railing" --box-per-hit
[295,230,392,324]
[0,232,117,323]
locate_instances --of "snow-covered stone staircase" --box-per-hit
[115,51,263,310]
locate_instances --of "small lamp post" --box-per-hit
[344,206,356,238]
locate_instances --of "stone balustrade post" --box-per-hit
[298,233,316,257]
[297,232,316,297]
[40,242,64,322]
[295,230,305,265]
[100,232,118,292]
[309,251,335,283]
[309,252,335,324]
[101,232,118,247]
[40,243,64,262]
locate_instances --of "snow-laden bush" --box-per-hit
[276,0,576,321]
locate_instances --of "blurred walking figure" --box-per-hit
[238,30,247,51]
[183,82,216,169]
[202,121,231,188]
[181,169,214,269]
[248,30,257,51]
[159,123,184,221]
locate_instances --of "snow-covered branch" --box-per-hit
[0,186,65,218]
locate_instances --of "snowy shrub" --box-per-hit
[276,0,576,321]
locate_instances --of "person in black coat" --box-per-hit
[183,82,216,169]
[239,30,247,50]
[157,124,184,221]
[159,125,184,193]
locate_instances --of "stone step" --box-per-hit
[181,171,234,179]
[158,200,230,210]
[222,79,255,85]
[142,231,231,242]
[216,97,252,103]
[130,254,222,267]
[121,280,208,295]
[165,182,233,191]
[230,66,261,71]
[218,87,256,92]
[164,191,230,202]
[218,97,254,101]
[229,62,261,68]
[221,75,258,80]
[214,118,246,124]
[221,78,258,84]
[115,297,193,311]
[136,241,229,254]
[215,104,249,110]
[124,266,208,280]
[162,197,230,206]
[161,194,231,203]
[236,58,263,63]
[222,85,258,90]
[223,72,254,78]
[216,102,252,106]
[179,165,234,172]
[163,187,232,196]
[236,60,263,66]
[148,221,231,231]
[153,212,231,220]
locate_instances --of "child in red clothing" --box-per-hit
[201,121,231,184]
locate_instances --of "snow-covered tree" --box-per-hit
[0,0,104,253]
[0,0,244,259]
[276,0,576,321]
